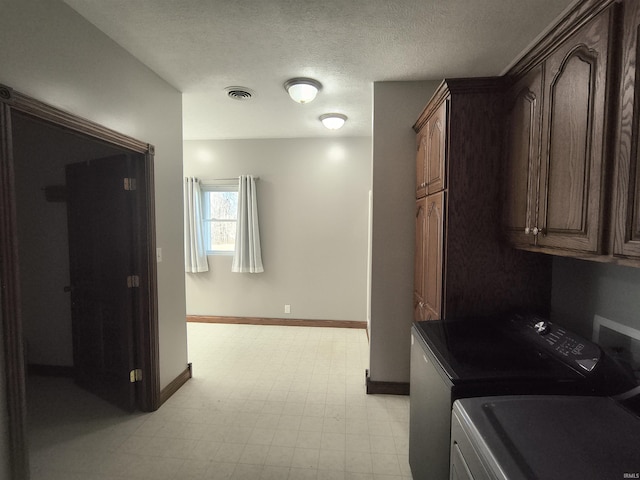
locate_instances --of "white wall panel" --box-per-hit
[184,137,372,322]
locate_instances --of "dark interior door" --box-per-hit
[66,154,139,411]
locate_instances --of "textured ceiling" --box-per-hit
[63,0,575,140]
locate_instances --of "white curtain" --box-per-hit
[232,175,264,273]
[184,177,209,273]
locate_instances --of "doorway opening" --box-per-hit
[0,84,160,479]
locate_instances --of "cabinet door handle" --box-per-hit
[524,227,530,234]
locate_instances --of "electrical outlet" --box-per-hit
[284,304,291,314]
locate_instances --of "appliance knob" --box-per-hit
[534,320,551,336]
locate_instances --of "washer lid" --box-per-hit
[455,396,640,480]
[415,318,584,382]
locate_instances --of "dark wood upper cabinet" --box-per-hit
[503,4,615,255]
[415,132,427,198]
[426,102,447,196]
[537,9,612,253]
[415,100,448,199]
[503,65,544,247]
[613,0,640,259]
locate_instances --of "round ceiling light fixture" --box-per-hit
[320,113,347,130]
[284,77,322,104]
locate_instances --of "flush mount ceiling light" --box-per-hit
[320,113,347,130]
[284,77,322,104]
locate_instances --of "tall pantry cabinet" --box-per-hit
[413,79,551,322]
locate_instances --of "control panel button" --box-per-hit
[576,358,598,372]
[534,320,551,336]
[509,314,602,372]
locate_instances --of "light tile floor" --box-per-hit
[27,323,413,480]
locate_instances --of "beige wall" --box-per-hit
[183,137,372,322]
[369,80,440,383]
[0,0,187,393]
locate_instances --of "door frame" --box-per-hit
[0,83,160,479]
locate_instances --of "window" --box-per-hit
[201,183,238,255]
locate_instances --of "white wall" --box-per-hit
[369,80,440,383]
[184,137,372,322]
[0,0,187,391]
[551,257,640,338]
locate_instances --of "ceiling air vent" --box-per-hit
[224,86,255,101]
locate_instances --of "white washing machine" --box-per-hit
[451,395,640,480]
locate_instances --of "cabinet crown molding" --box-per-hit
[413,77,503,132]
[506,0,617,82]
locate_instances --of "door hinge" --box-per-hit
[123,178,137,191]
[127,275,140,288]
[130,368,143,383]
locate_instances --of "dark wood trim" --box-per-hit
[601,1,624,257]
[413,77,504,132]
[0,83,162,479]
[159,363,192,406]
[414,80,448,132]
[146,150,160,412]
[513,243,640,267]
[507,0,617,81]
[186,315,367,329]
[365,369,410,396]
[0,101,30,480]
[135,150,161,412]
[0,84,149,154]
[27,364,74,377]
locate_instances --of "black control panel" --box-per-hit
[509,313,601,373]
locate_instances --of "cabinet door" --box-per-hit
[614,0,640,258]
[537,9,612,252]
[503,65,544,247]
[414,198,426,321]
[423,191,445,320]
[415,131,427,198]
[426,101,448,195]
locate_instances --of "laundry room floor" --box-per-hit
[27,323,412,480]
